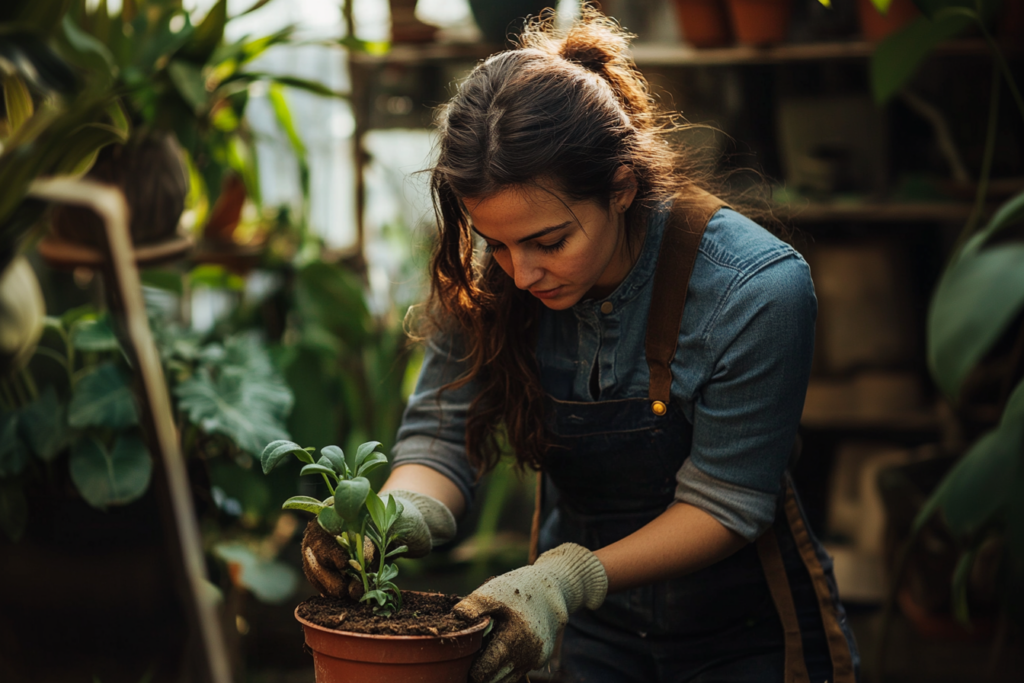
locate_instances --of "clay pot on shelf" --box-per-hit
[674,0,733,48]
[725,0,795,46]
[857,0,920,43]
[296,598,489,683]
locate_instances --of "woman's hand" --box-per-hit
[301,489,456,598]
[453,544,608,683]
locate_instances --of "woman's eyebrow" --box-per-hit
[471,222,571,244]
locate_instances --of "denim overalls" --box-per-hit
[535,193,859,683]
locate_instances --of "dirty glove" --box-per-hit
[302,490,456,598]
[453,543,608,683]
[382,489,457,558]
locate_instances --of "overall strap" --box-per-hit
[645,190,725,415]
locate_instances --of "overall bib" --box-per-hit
[533,194,859,683]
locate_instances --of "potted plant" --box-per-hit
[674,0,733,48]
[260,439,489,682]
[725,0,795,45]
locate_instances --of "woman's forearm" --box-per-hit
[382,463,468,520]
[593,502,748,594]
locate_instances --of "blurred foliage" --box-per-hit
[837,0,1024,628]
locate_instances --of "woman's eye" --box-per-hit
[538,237,568,254]
[484,243,506,254]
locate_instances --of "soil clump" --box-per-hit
[298,591,481,636]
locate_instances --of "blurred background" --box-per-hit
[1,1,1023,682]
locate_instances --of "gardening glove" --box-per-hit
[453,543,608,683]
[301,519,377,600]
[382,489,457,558]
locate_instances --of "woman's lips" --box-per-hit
[530,286,562,300]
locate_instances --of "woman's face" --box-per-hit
[464,179,638,310]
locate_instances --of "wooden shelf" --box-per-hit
[776,201,979,224]
[348,38,1008,68]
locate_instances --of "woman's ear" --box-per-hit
[611,166,638,213]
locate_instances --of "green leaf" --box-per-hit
[260,439,313,473]
[317,505,345,535]
[870,14,972,105]
[58,13,116,87]
[69,433,153,509]
[332,477,370,522]
[68,363,137,430]
[385,545,408,559]
[951,543,981,626]
[241,73,348,99]
[53,122,128,176]
[214,542,299,604]
[356,452,388,478]
[71,315,119,351]
[174,335,294,456]
[18,386,68,462]
[319,445,349,478]
[962,190,1024,259]
[927,243,1024,400]
[0,480,28,542]
[0,411,29,477]
[300,463,339,481]
[379,563,399,583]
[937,422,1023,538]
[183,0,227,65]
[167,60,208,112]
[281,495,326,515]
[365,491,387,534]
[2,74,33,133]
[353,440,383,473]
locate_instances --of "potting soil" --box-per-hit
[298,591,480,636]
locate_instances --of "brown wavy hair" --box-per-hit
[421,6,743,477]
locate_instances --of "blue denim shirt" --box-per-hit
[392,205,817,541]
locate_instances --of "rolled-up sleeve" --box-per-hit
[674,252,817,541]
[392,334,481,508]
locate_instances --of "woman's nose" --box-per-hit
[510,251,543,290]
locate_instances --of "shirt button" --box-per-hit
[600,301,613,315]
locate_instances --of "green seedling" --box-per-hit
[261,439,407,616]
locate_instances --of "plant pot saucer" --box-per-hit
[37,233,193,270]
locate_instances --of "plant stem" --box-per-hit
[948,61,1000,261]
[33,346,74,388]
[978,21,1024,125]
[321,474,335,496]
[354,529,371,596]
[19,368,38,401]
[0,378,17,409]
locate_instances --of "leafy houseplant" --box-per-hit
[817,0,1024,663]
[260,439,490,683]
[261,438,406,614]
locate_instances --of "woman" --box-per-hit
[303,8,859,683]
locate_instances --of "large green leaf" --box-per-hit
[319,445,349,477]
[68,362,137,430]
[18,386,69,462]
[281,495,326,515]
[260,439,313,473]
[940,422,1023,537]
[2,74,33,133]
[295,262,371,345]
[69,433,152,508]
[71,315,119,351]
[317,505,345,535]
[960,190,1024,260]
[332,476,370,522]
[167,60,208,112]
[175,335,294,456]
[871,14,972,104]
[182,0,227,65]
[927,243,1024,400]
[0,411,29,477]
[214,541,299,604]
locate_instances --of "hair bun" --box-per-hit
[559,41,615,73]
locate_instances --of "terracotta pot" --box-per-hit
[674,0,732,48]
[726,0,794,46]
[858,0,920,43]
[296,600,490,683]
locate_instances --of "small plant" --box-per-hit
[261,439,409,616]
